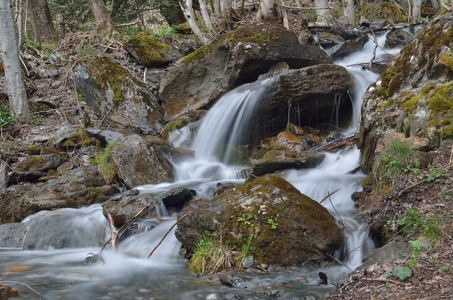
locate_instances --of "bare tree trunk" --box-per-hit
[0,0,30,122]
[430,0,440,9]
[87,0,117,34]
[410,0,421,21]
[295,0,302,8]
[343,0,355,25]
[314,0,332,25]
[257,0,276,20]
[179,0,208,45]
[29,0,58,43]
[15,0,27,49]
[219,0,230,13]
[199,0,213,31]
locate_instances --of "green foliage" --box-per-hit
[154,25,179,38]
[188,235,235,275]
[0,106,15,129]
[266,218,278,230]
[426,166,445,182]
[79,45,102,57]
[396,210,445,245]
[92,142,116,184]
[392,266,412,280]
[373,139,420,188]
[30,114,43,125]
[237,213,254,225]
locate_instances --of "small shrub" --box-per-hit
[374,139,420,187]
[93,142,116,184]
[0,106,15,129]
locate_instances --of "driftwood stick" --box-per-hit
[319,189,340,204]
[107,212,118,251]
[147,213,189,259]
[0,281,43,299]
[369,30,378,70]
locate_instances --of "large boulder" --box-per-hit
[109,134,174,188]
[73,56,164,132]
[358,14,453,171]
[176,174,344,266]
[243,64,354,146]
[159,22,332,120]
[0,165,119,223]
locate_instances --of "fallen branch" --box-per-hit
[147,213,189,259]
[327,253,352,270]
[0,281,42,299]
[107,212,118,251]
[319,189,340,204]
[369,30,378,70]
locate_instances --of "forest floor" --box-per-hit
[2,30,453,300]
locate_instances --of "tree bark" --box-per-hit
[314,0,332,25]
[29,0,58,44]
[410,0,421,21]
[179,0,208,45]
[0,0,30,122]
[343,0,355,25]
[257,0,276,20]
[87,0,117,34]
[199,0,213,31]
[15,0,27,49]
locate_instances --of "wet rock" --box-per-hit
[176,174,344,266]
[331,25,364,40]
[109,134,174,188]
[0,284,19,299]
[161,187,196,212]
[370,19,391,31]
[0,223,27,248]
[385,30,413,48]
[251,149,325,177]
[219,275,249,288]
[326,34,369,59]
[102,195,158,228]
[159,22,332,120]
[248,64,354,145]
[124,32,175,67]
[0,165,119,223]
[73,56,164,132]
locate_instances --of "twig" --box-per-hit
[449,143,453,165]
[107,212,118,251]
[327,253,353,270]
[327,191,344,227]
[369,30,378,70]
[319,189,339,204]
[147,213,189,259]
[0,281,42,299]
[362,277,409,285]
[398,180,424,197]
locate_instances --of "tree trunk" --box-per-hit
[343,0,355,25]
[29,0,58,44]
[219,0,229,13]
[295,0,301,8]
[314,0,332,25]
[257,0,276,20]
[0,0,30,122]
[179,0,208,45]
[410,0,421,21]
[199,0,213,31]
[15,0,27,49]
[87,0,117,34]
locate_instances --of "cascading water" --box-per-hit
[0,32,395,299]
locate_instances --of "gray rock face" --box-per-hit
[0,165,119,223]
[109,134,174,188]
[385,30,413,48]
[358,14,453,171]
[246,64,354,146]
[73,56,164,132]
[159,22,332,121]
[102,195,158,228]
[176,174,344,266]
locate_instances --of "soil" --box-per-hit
[2,30,453,300]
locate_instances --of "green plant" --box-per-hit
[392,266,412,280]
[92,142,116,184]
[266,218,278,230]
[237,213,254,225]
[374,139,420,186]
[30,114,43,125]
[396,210,444,245]
[438,264,450,273]
[407,240,422,267]
[188,235,235,275]
[0,106,15,129]
[426,166,445,182]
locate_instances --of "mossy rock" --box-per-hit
[124,33,175,67]
[176,174,344,267]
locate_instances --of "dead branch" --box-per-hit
[147,213,189,259]
[319,189,340,204]
[327,253,353,270]
[369,30,378,70]
[107,212,118,251]
[0,281,42,299]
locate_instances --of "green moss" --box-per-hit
[125,33,171,67]
[16,156,46,172]
[427,85,453,114]
[93,142,116,184]
[161,117,188,139]
[439,52,453,70]
[401,94,421,114]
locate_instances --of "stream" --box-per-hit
[0,32,396,299]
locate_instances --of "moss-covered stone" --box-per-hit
[176,174,344,267]
[124,33,174,67]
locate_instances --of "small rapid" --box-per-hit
[0,31,395,299]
